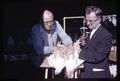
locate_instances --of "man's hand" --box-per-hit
[79,35,86,45]
[73,40,81,54]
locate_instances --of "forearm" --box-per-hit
[44,46,53,54]
[61,35,73,46]
[56,20,73,46]
[33,45,53,55]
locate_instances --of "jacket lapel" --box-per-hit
[89,25,102,40]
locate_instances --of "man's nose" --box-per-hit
[48,22,52,26]
[86,21,90,26]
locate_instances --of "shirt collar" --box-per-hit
[92,24,101,32]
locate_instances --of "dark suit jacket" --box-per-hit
[80,25,112,78]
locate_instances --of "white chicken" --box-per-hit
[40,40,84,78]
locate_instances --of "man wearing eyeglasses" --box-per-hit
[79,6,112,78]
[31,10,73,69]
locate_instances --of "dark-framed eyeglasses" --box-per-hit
[85,18,98,24]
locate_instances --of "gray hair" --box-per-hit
[85,6,102,17]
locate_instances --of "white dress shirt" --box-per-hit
[89,24,101,39]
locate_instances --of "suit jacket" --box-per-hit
[80,25,112,78]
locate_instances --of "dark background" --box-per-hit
[2,0,117,80]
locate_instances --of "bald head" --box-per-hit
[42,10,54,32]
[43,10,54,21]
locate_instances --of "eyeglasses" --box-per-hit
[44,20,54,25]
[85,18,98,24]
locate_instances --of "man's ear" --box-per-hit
[96,17,101,24]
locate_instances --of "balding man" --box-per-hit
[31,10,73,68]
